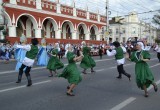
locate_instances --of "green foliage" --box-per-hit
[155,38,160,43]
[3,30,7,36]
[153,11,160,26]
[0,26,4,30]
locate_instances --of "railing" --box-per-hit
[42,1,56,12]
[61,5,73,16]
[89,12,98,21]
[76,9,87,19]
[6,36,106,44]
[100,16,106,23]
[16,0,36,8]
[4,0,107,23]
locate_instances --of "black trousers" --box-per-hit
[17,64,32,82]
[157,53,160,62]
[117,64,130,77]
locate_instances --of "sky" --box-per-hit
[48,0,160,24]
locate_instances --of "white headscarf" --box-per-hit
[55,43,60,51]
[41,38,46,44]
[64,44,72,58]
[20,34,27,43]
[137,42,144,49]
[81,41,86,48]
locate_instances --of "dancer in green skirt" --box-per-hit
[47,43,64,77]
[127,42,158,97]
[80,41,96,74]
[59,44,83,96]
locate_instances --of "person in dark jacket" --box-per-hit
[99,46,103,59]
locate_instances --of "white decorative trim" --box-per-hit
[19,19,25,30]
[41,17,58,31]
[58,21,60,29]
[77,22,88,34]
[12,13,15,25]
[5,3,106,26]
[38,18,41,28]
[61,20,74,31]
[16,13,38,29]
[90,24,99,34]
[3,11,12,26]
[28,0,31,5]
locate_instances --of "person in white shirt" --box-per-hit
[107,41,131,81]
[154,44,160,62]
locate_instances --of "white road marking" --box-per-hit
[150,63,160,68]
[0,58,114,75]
[96,69,105,72]
[0,57,159,94]
[110,62,160,110]
[110,97,136,110]
[0,80,51,93]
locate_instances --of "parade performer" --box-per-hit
[15,35,27,71]
[127,42,158,97]
[154,43,160,62]
[0,43,10,63]
[126,41,133,58]
[4,45,10,64]
[58,44,83,96]
[47,43,64,77]
[99,46,103,59]
[80,41,96,74]
[15,38,39,87]
[107,41,131,80]
[142,39,151,51]
[37,38,49,66]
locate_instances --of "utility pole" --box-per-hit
[106,0,109,44]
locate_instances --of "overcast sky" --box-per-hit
[49,0,160,23]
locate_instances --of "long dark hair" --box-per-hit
[31,38,39,46]
[113,41,120,48]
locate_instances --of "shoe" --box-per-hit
[91,70,96,73]
[82,71,87,74]
[48,75,53,77]
[128,75,131,81]
[27,83,32,87]
[16,81,21,83]
[66,92,75,96]
[144,93,149,97]
[154,85,158,92]
[27,80,32,87]
[116,76,122,79]
[67,86,70,89]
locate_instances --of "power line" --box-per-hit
[120,0,147,11]
[150,0,160,4]
[127,0,152,11]
[109,9,160,18]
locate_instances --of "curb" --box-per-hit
[0,59,16,63]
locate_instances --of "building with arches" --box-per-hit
[0,0,107,44]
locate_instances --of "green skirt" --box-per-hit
[135,62,154,89]
[80,55,96,69]
[47,56,64,71]
[59,63,82,85]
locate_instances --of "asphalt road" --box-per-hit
[0,51,160,110]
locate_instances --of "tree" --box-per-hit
[153,11,160,26]
[155,38,160,43]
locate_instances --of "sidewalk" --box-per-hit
[0,59,16,63]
